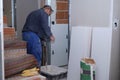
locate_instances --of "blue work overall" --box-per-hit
[22,31,42,67]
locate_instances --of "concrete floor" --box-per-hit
[5,65,68,80]
[59,78,67,80]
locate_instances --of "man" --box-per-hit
[22,5,55,68]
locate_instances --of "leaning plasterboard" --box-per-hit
[67,26,92,80]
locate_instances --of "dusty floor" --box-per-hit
[59,78,67,80]
[5,65,68,80]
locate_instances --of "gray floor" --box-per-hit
[59,78,67,80]
[5,65,68,80]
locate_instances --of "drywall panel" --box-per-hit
[16,0,38,39]
[91,27,112,80]
[109,26,120,80]
[67,27,114,80]
[67,27,93,80]
[109,0,120,79]
[70,0,111,27]
[112,0,120,19]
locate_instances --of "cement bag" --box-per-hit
[80,58,95,80]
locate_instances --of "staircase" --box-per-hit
[4,27,37,78]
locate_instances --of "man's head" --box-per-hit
[43,5,53,16]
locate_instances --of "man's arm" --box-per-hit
[41,13,55,41]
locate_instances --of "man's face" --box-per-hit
[46,9,52,16]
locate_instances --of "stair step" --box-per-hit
[4,49,27,60]
[4,27,16,41]
[4,27,37,78]
[5,53,37,77]
[4,40,26,50]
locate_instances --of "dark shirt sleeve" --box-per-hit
[40,13,52,39]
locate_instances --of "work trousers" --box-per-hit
[22,31,42,67]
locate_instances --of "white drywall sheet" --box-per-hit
[67,27,92,80]
[67,27,112,80]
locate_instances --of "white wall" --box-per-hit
[70,0,111,27]
[68,0,120,80]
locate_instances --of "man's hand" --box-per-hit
[50,35,55,42]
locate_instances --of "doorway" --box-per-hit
[45,0,69,66]
[3,0,69,79]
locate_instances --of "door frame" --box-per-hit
[0,0,5,79]
[45,0,69,66]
